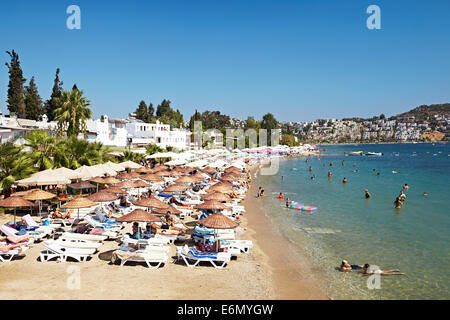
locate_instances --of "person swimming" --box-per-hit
[394,197,402,208]
[277,192,284,200]
[403,183,409,191]
[399,190,406,201]
[309,166,312,172]
[423,192,428,196]
[328,171,332,178]
[365,189,371,198]
[343,177,347,183]
[285,198,291,207]
[362,263,404,276]
[341,160,345,166]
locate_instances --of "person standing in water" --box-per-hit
[328,171,333,178]
[342,160,345,166]
[365,189,371,198]
[403,184,409,191]
[309,166,312,172]
[343,177,347,184]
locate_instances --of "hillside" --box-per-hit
[395,103,450,121]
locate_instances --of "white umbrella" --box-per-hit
[164,159,187,166]
[74,165,105,180]
[185,159,208,168]
[16,170,72,187]
[120,160,143,169]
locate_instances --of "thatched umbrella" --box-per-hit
[202,166,216,174]
[201,191,232,203]
[89,177,106,192]
[116,180,136,189]
[23,189,57,216]
[106,186,128,195]
[198,213,239,229]
[193,200,229,211]
[141,174,163,182]
[225,166,241,173]
[153,165,168,171]
[136,167,153,174]
[68,181,96,194]
[132,180,151,197]
[212,181,234,188]
[161,183,190,194]
[133,195,171,213]
[175,176,197,184]
[61,197,97,219]
[208,185,234,194]
[155,170,173,177]
[152,205,182,215]
[117,172,140,180]
[116,209,161,240]
[192,172,208,181]
[103,177,121,185]
[220,175,240,182]
[116,209,161,223]
[88,191,119,203]
[0,196,35,224]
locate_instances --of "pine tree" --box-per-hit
[45,68,64,121]
[5,50,26,118]
[147,103,155,122]
[24,76,44,120]
[135,100,148,122]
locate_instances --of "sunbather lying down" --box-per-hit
[341,260,404,275]
[52,210,71,219]
[150,223,185,236]
[0,242,27,252]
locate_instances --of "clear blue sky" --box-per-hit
[1,0,449,122]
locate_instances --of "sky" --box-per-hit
[0,0,449,122]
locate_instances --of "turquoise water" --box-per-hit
[256,143,450,300]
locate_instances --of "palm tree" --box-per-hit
[119,150,145,163]
[0,142,36,197]
[60,136,102,169]
[24,130,57,170]
[55,89,92,137]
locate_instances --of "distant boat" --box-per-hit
[349,151,363,156]
[365,152,383,156]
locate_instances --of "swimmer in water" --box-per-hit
[403,183,409,191]
[278,192,284,200]
[328,171,332,178]
[361,264,404,276]
[330,162,333,167]
[343,177,347,184]
[376,172,380,176]
[342,160,345,166]
[423,192,428,196]
[399,190,406,201]
[309,166,312,172]
[281,176,284,181]
[394,197,402,208]
[285,198,291,207]
[365,189,371,198]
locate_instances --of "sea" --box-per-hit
[255,142,449,300]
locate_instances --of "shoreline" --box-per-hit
[242,163,329,300]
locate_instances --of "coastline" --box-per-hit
[241,163,328,300]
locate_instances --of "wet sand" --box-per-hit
[242,164,328,299]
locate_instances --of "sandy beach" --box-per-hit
[0,164,327,300]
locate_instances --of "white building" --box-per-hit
[85,115,129,147]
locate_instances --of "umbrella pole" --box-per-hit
[14,208,16,224]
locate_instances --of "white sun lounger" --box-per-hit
[0,246,29,262]
[60,232,107,242]
[40,240,96,262]
[118,250,168,268]
[44,238,103,250]
[84,216,123,232]
[177,247,231,269]
[121,235,168,246]
[0,224,43,242]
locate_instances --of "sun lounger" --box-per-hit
[111,249,168,268]
[0,224,41,243]
[84,215,123,231]
[0,245,29,262]
[60,232,107,242]
[40,239,96,262]
[222,240,253,253]
[177,247,231,268]
[121,234,169,246]
[44,238,103,250]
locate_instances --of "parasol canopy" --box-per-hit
[136,167,154,174]
[116,180,136,189]
[119,161,143,169]
[87,191,119,202]
[105,186,128,194]
[140,174,163,182]
[197,213,239,229]
[23,189,56,201]
[68,181,96,190]
[208,185,234,194]
[133,180,151,188]
[174,176,197,184]
[201,191,232,202]
[116,208,161,223]
[103,177,121,185]
[0,196,35,208]
[161,183,190,193]
[193,200,230,211]
[89,177,106,184]
[152,205,182,215]
[117,172,140,179]
[133,195,169,209]
[61,197,97,209]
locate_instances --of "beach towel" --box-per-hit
[188,248,219,260]
[110,249,138,264]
